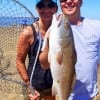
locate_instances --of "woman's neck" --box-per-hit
[38,19,51,38]
[39,19,51,31]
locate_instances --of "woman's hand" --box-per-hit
[26,81,40,100]
[28,90,40,100]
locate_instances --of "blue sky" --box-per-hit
[10,0,100,19]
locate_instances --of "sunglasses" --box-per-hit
[36,2,57,9]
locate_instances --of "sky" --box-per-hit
[19,0,100,20]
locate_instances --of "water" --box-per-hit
[0,17,36,27]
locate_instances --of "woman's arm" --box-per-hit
[16,26,33,84]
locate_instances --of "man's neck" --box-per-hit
[69,15,82,25]
[67,10,82,25]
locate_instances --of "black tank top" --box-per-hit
[27,24,53,91]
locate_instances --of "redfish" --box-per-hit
[48,14,76,100]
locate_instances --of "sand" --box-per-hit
[0,27,100,100]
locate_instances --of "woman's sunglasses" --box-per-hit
[36,2,57,9]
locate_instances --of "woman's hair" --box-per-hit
[36,0,57,9]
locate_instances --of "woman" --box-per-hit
[16,0,58,100]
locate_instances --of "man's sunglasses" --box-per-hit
[36,2,57,9]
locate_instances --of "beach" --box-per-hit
[0,26,100,100]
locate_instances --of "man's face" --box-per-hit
[60,0,82,16]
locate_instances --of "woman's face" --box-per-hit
[36,2,57,21]
[60,0,82,17]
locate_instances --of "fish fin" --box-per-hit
[56,51,63,65]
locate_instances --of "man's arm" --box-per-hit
[39,32,50,69]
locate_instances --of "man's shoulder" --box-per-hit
[84,18,100,25]
[84,18,100,35]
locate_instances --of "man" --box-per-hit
[16,0,58,100]
[40,0,100,99]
